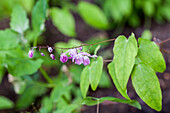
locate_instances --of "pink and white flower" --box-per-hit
[60,47,97,66]
[60,53,68,63]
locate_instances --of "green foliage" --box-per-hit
[113,34,138,91]
[80,65,90,98]
[106,34,166,111]
[0,0,168,112]
[108,61,130,100]
[50,84,72,103]
[82,97,141,109]
[80,56,103,97]
[0,96,14,109]
[40,97,53,113]
[78,1,109,29]
[90,56,103,91]
[50,8,76,37]
[137,38,166,72]
[53,104,77,113]
[7,58,43,76]
[104,0,132,22]
[19,0,35,13]
[16,84,47,109]
[32,0,47,36]
[143,0,155,17]
[131,63,162,111]
[0,29,19,50]
[10,5,29,34]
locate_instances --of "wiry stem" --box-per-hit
[32,38,116,50]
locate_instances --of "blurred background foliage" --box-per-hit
[0,0,169,112]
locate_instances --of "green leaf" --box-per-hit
[16,84,47,109]
[108,61,130,100]
[104,0,132,22]
[32,0,47,35]
[138,38,166,72]
[40,97,53,113]
[0,66,5,84]
[131,63,162,111]
[143,0,155,17]
[53,104,77,113]
[7,58,43,76]
[0,29,19,50]
[50,8,76,37]
[90,56,103,91]
[0,56,5,84]
[78,1,109,29]
[80,65,90,98]
[19,0,34,13]
[113,34,138,91]
[141,30,152,40]
[50,85,71,103]
[82,97,141,109]
[10,5,29,34]
[0,96,14,109]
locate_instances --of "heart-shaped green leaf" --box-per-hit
[113,33,138,91]
[50,8,76,37]
[137,38,166,73]
[108,61,130,100]
[131,62,162,111]
[78,1,109,29]
[10,5,29,34]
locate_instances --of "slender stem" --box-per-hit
[39,67,53,84]
[97,99,100,113]
[33,38,116,50]
[158,38,170,45]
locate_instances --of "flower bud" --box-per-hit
[28,50,34,58]
[50,54,55,60]
[48,47,53,53]
[41,53,45,56]
[83,56,90,66]
[60,53,68,63]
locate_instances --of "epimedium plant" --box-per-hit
[0,0,168,112]
[28,33,166,111]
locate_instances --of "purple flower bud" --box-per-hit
[41,53,45,56]
[60,53,68,63]
[50,54,55,60]
[75,54,83,65]
[48,47,53,53]
[83,56,90,66]
[28,50,34,58]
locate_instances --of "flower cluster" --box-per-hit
[28,46,97,66]
[28,46,56,60]
[60,47,97,66]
